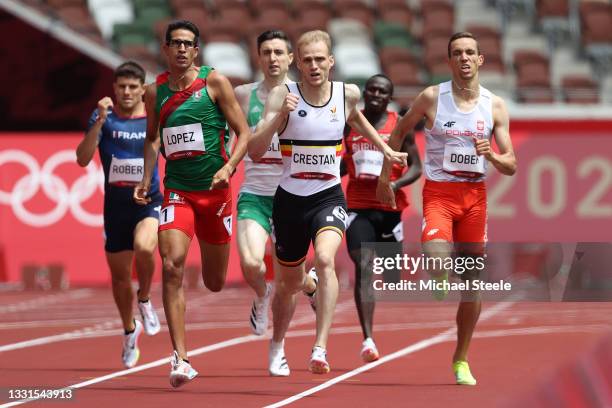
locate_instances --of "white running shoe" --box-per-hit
[309,346,330,374]
[305,268,318,312]
[138,299,161,336]
[122,319,143,368]
[169,351,198,388]
[269,340,290,377]
[250,282,272,335]
[360,337,380,363]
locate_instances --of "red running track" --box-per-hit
[0,287,611,407]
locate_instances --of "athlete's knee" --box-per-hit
[133,241,156,260]
[162,255,185,285]
[314,252,336,278]
[109,263,132,286]
[276,270,303,295]
[240,254,264,278]
[111,273,131,287]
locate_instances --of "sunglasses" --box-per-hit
[167,39,197,49]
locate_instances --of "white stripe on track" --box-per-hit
[263,299,518,408]
[0,299,354,353]
[4,297,604,408]
[0,298,355,407]
[0,289,92,314]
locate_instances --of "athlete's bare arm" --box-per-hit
[207,71,251,189]
[377,86,437,207]
[228,83,251,147]
[248,85,294,161]
[134,84,160,205]
[475,95,516,175]
[391,132,422,191]
[76,96,113,167]
[345,84,408,167]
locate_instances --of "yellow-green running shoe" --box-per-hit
[432,271,449,301]
[453,360,477,385]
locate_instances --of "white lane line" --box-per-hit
[2,301,605,407]
[0,299,354,353]
[0,298,355,407]
[0,334,261,408]
[0,290,239,352]
[0,290,93,314]
[263,299,518,408]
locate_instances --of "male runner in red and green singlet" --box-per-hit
[134,20,250,388]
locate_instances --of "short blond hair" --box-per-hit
[296,30,332,56]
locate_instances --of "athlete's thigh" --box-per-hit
[421,192,456,243]
[159,189,196,239]
[104,202,135,252]
[198,239,230,282]
[309,199,347,268]
[346,210,377,260]
[237,218,269,263]
[314,228,343,264]
[105,250,133,279]
[193,188,233,245]
[309,201,348,245]
[454,206,487,259]
[158,228,191,270]
[454,184,487,243]
[273,190,310,266]
[237,192,273,234]
[134,216,159,252]
[375,210,403,243]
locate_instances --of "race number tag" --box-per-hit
[162,123,205,159]
[290,145,338,180]
[159,205,174,226]
[392,221,403,242]
[442,145,484,177]
[108,157,144,185]
[353,149,384,179]
[223,215,232,236]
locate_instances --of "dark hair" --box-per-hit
[365,74,394,96]
[165,20,200,46]
[447,32,479,58]
[256,30,292,54]
[114,61,145,83]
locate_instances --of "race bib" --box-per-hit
[442,145,484,177]
[290,145,338,180]
[159,205,174,226]
[108,157,144,186]
[162,123,205,159]
[353,149,384,179]
[392,221,403,242]
[258,134,283,164]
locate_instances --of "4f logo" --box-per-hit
[443,121,456,128]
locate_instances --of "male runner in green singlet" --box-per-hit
[134,20,250,388]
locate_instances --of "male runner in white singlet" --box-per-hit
[250,30,407,376]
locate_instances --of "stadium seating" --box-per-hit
[31,0,610,109]
[202,42,252,86]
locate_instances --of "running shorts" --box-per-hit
[273,184,347,266]
[104,196,162,253]
[237,192,274,234]
[159,187,232,244]
[421,180,487,244]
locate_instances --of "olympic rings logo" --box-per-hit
[0,149,104,227]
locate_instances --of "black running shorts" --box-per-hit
[273,184,347,266]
